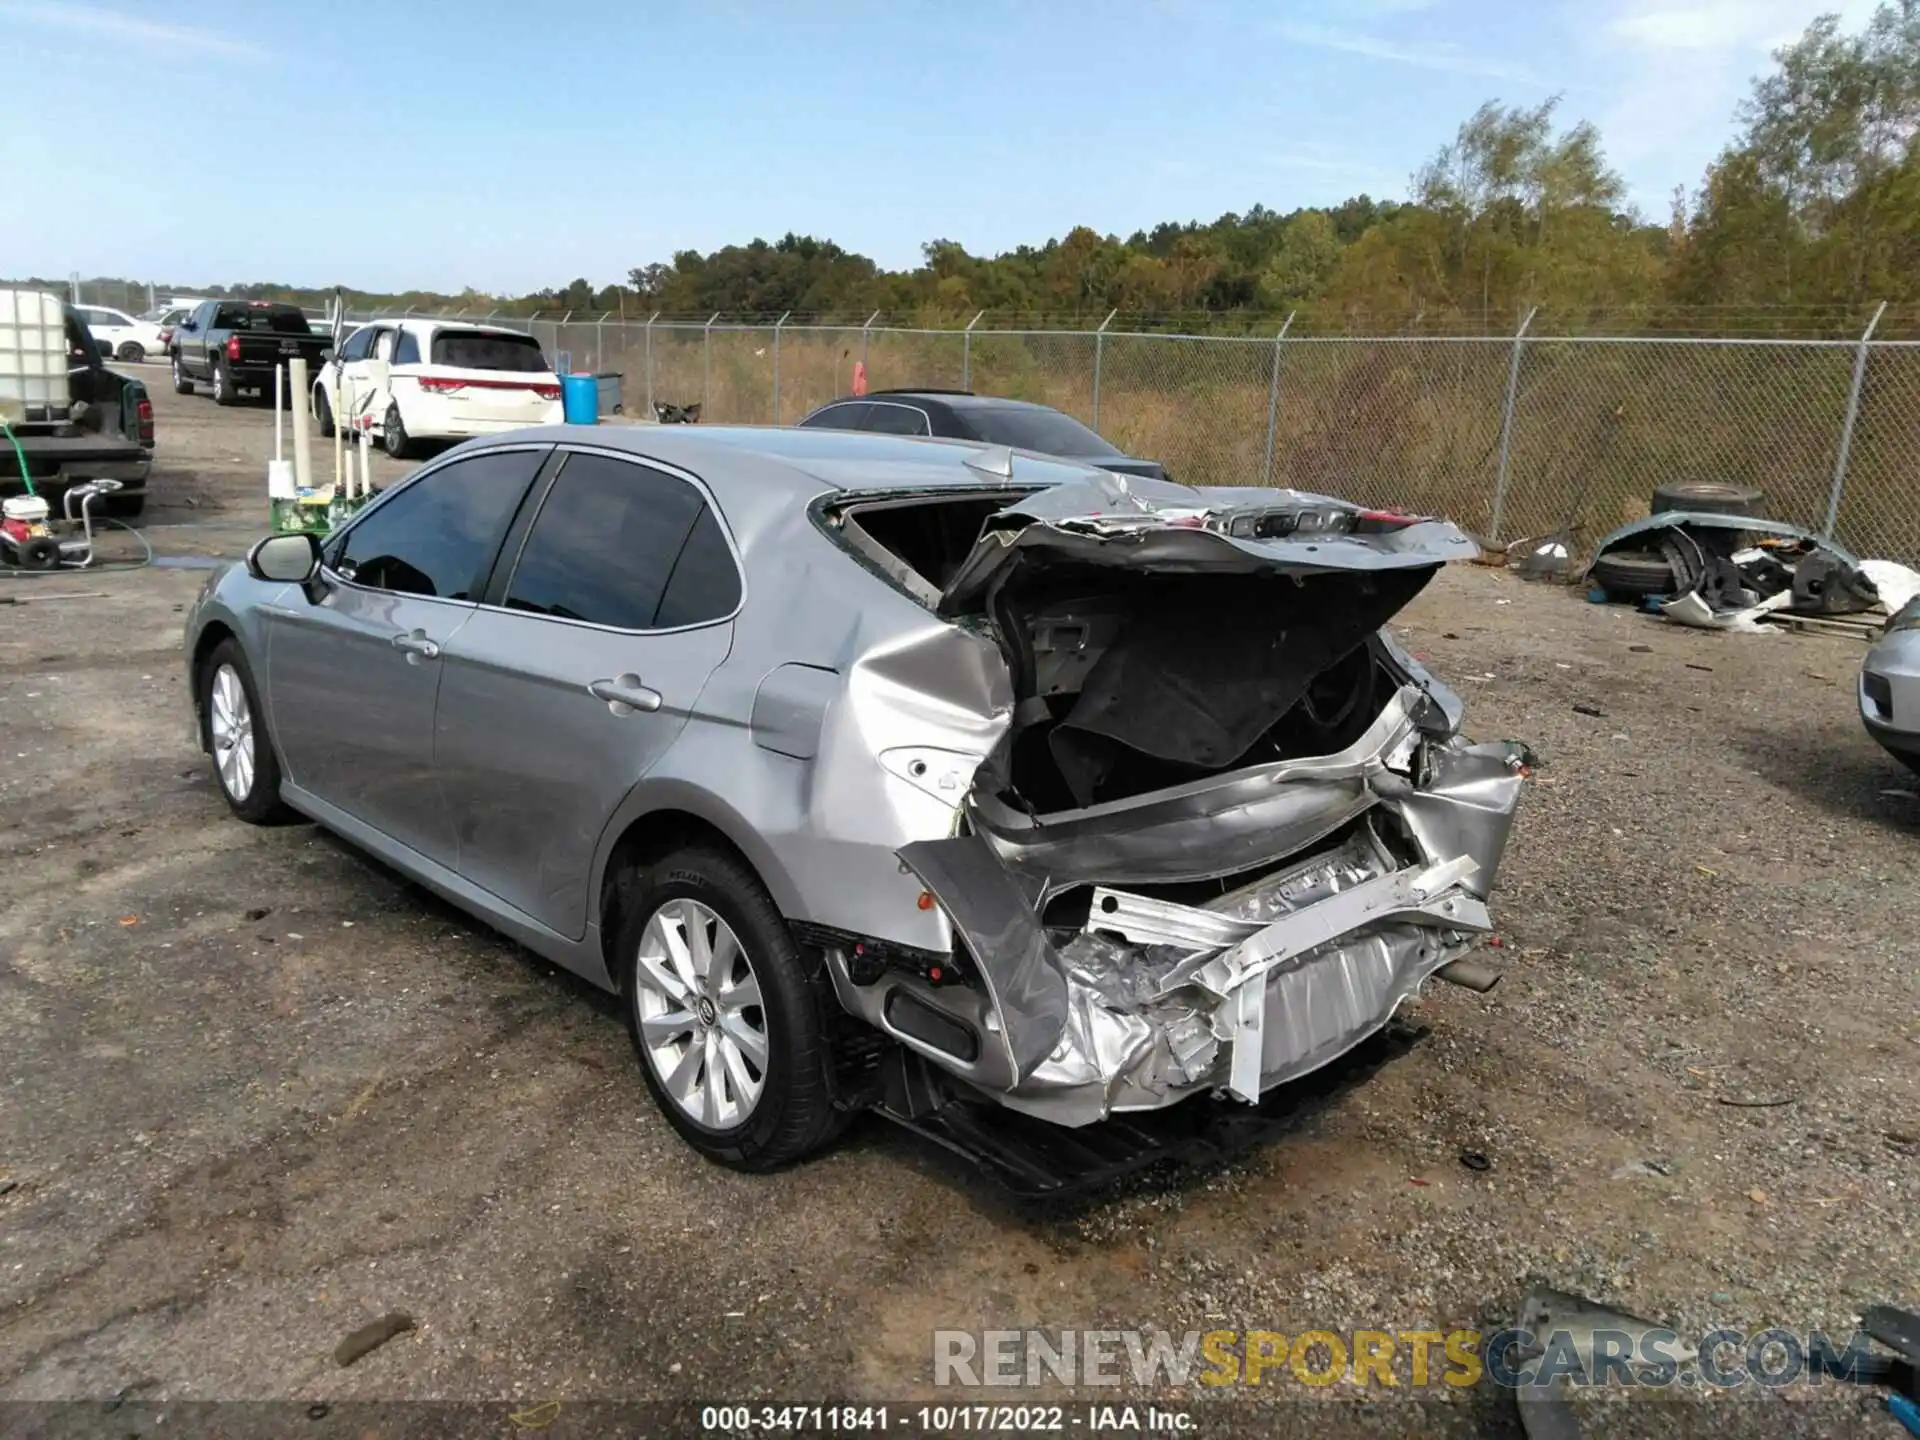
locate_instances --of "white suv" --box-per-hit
[313,319,563,458]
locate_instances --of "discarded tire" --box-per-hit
[1650,481,1764,517]
[1591,549,1677,599]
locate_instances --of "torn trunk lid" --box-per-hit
[936,470,1481,618]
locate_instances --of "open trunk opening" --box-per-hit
[828,486,1446,812]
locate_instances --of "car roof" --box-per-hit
[477,423,1103,499]
[344,318,536,339]
[821,391,1074,417]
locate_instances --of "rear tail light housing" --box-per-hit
[136,398,155,444]
[225,334,242,362]
[417,376,466,394]
[531,382,561,401]
[414,375,563,401]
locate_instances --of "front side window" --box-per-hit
[340,327,375,362]
[372,330,395,363]
[504,452,733,629]
[331,449,544,599]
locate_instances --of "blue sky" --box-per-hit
[0,0,1878,295]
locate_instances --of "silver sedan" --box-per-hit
[1862,599,1920,774]
[185,425,1526,1174]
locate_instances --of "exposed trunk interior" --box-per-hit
[826,491,1440,814]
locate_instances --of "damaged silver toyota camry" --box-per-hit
[185,425,1526,1175]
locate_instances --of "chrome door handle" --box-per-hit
[391,630,440,661]
[589,674,662,715]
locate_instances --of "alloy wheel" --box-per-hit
[631,898,768,1129]
[209,663,255,801]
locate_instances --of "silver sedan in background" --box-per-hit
[1862,599,1920,774]
[185,425,1526,1176]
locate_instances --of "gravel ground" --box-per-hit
[1,381,1916,1437]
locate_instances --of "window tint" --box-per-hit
[800,402,872,430]
[394,331,420,365]
[655,506,742,627]
[332,449,543,599]
[340,327,374,362]
[432,331,547,372]
[962,405,1121,457]
[864,402,931,436]
[503,453,707,629]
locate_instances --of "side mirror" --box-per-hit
[246,531,322,584]
[319,349,335,364]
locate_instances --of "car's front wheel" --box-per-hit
[613,846,845,1170]
[199,638,294,824]
[314,386,335,438]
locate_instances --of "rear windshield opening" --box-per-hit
[432,331,548,372]
[829,493,1030,603]
[962,408,1121,458]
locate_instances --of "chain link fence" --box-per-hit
[256,305,1920,564]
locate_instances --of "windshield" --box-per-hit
[963,405,1122,457]
[431,331,548,372]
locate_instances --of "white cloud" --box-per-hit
[0,1,265,58]
[1274,20,1546,85]
[1595,0,1881,211]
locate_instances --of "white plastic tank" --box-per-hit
[0,289,70,420]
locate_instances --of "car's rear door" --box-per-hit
[430,447,740,938]
[262,445,550,863]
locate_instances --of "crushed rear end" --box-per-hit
[818,468,1529,1132]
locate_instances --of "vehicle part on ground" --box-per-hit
[655,401,701,423]
[1589,548,1675,599]
[1650,480,1764,518]
[185,428,1526,1168]
[1511,1285,1697,1440]
[1588,511,1888,631]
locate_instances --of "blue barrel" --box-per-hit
[562,373,599,425]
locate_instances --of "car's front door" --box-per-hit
[262,445,548,862]
[432,448,740,937]
[340,325,391,433]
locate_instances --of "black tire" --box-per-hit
[612,846,845,1171]
[381,402,413,459]
[1591,548,1678,599]
[313,387,335,438]
[212,358,237,406]
[1651,481,1763,517]
[198,638,295,825]
[171,354,194,395]
[118,342,145,363]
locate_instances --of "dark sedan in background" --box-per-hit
[797,390,1167,480]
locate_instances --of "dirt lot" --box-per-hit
[1,381,1916,1435]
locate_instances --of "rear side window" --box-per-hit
[503,453,712,629]
[394,331,421,364]
[799,402,873,430]
[865,402,931,436]
[655,507,742,627]
[432,331,547,372]
[331,449,545,599]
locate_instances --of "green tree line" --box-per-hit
[28,3,1920,337]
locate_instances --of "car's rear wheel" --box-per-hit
[199,639,294,824]
[118,342,145,363]
[212,359,237,406]
[382,402,413,459]
[171,354,194,395]
[613,846,844,1170]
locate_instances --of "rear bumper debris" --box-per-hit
[861,685,1527,1127]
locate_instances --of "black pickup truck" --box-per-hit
[169,300,331,406]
